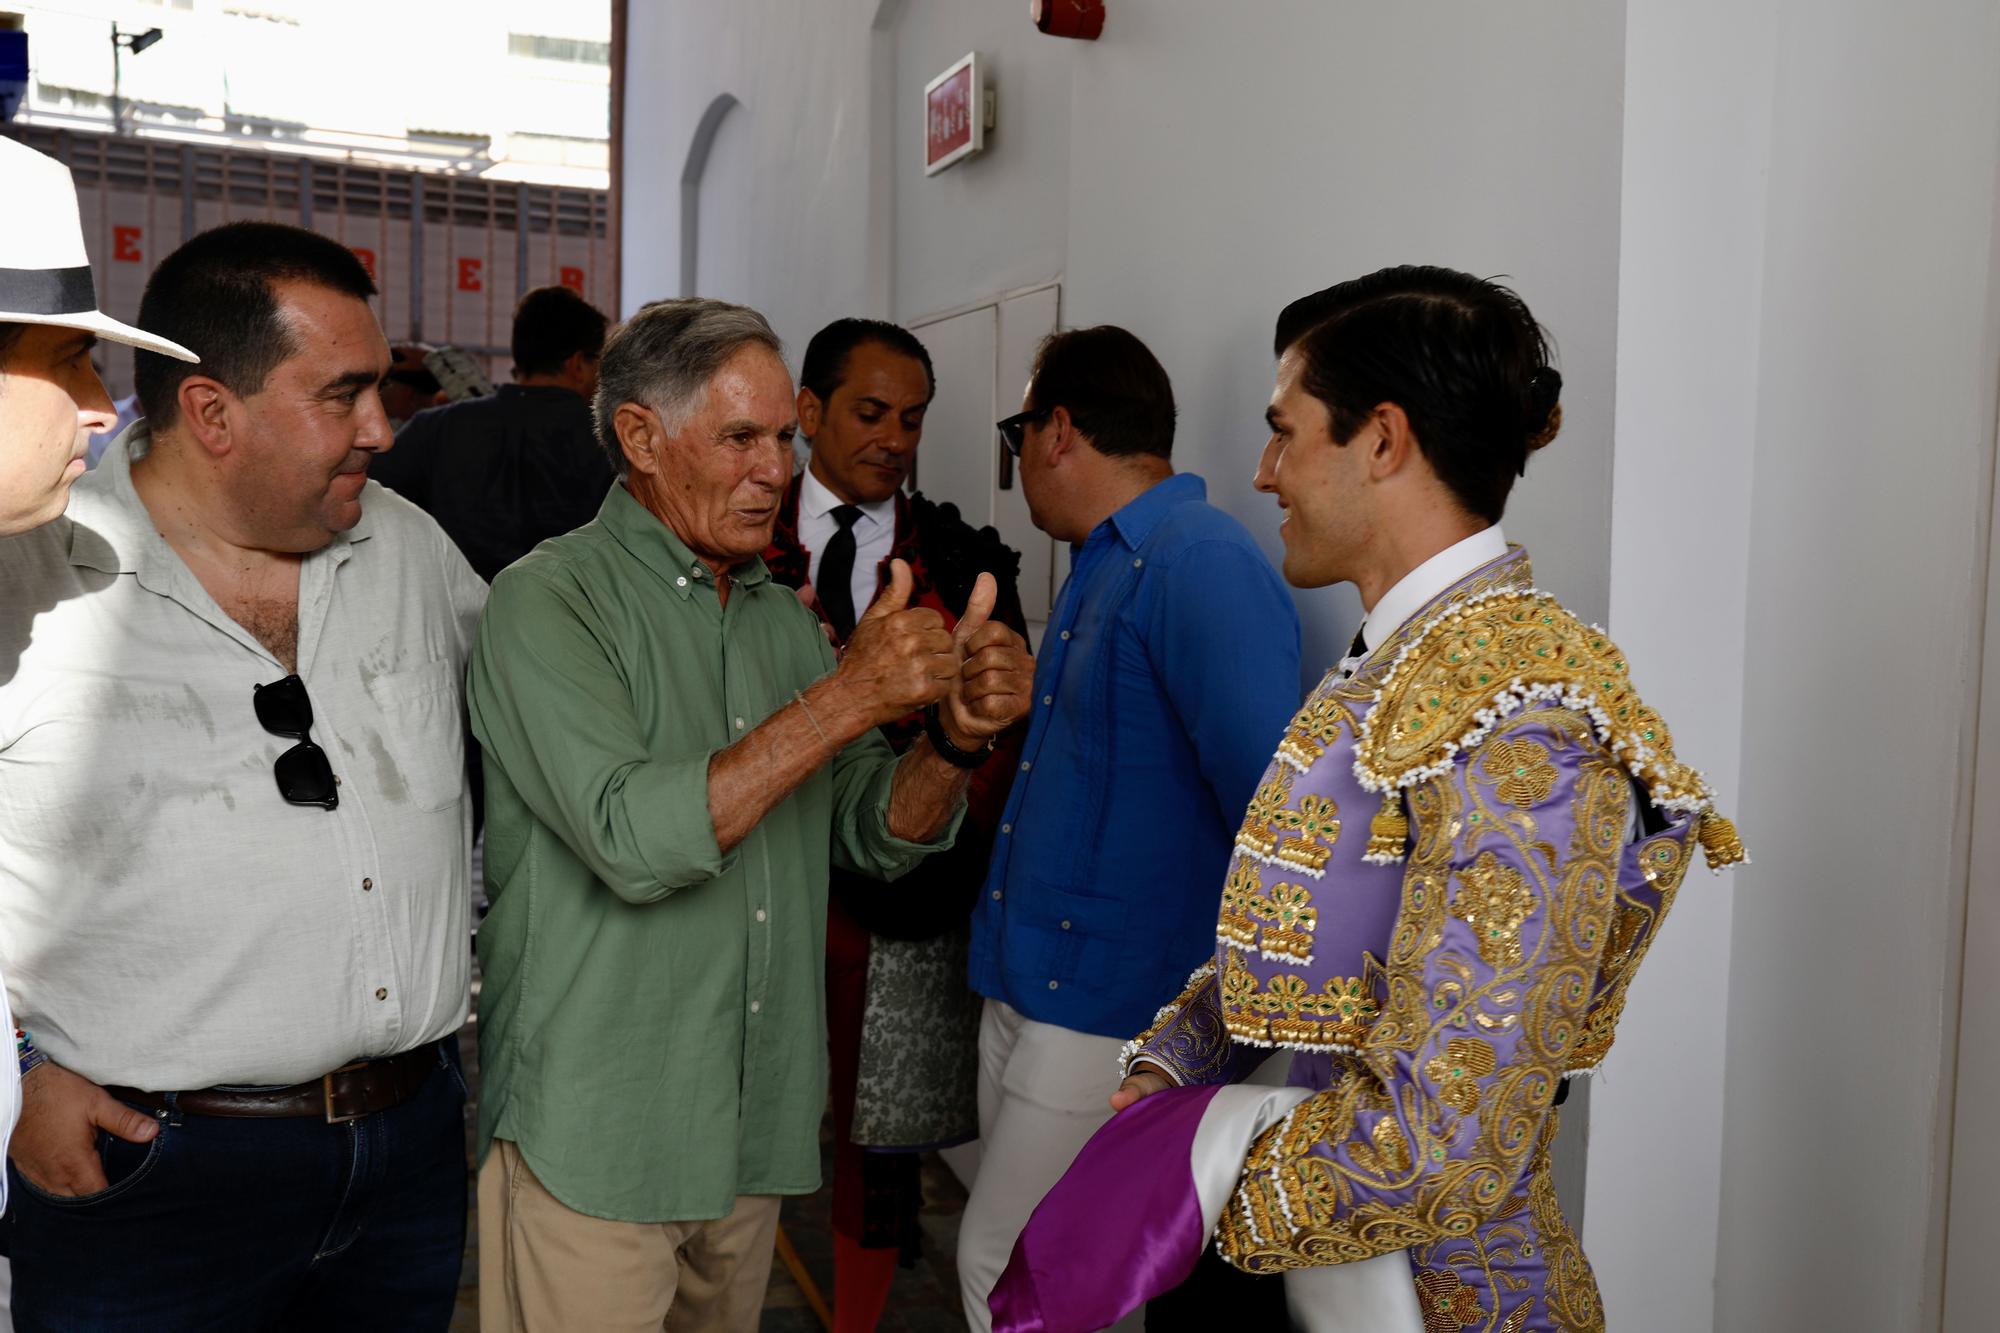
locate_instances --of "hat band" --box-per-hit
[0,265,98,318]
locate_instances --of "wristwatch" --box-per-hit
[924,706,994,769]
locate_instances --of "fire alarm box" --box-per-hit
[1032,0,1105,41]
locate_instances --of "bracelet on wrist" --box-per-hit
[16,1027,48,1079]
[793,690,835,752]
[923,706,993,770]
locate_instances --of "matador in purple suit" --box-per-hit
[990,267,1747,1333]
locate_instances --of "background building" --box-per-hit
[1,0,612,393]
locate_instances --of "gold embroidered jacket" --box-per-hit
[1121,546,1745,1332]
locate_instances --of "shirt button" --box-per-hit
[750,1001,762,1014]
[1000,823,1011,835]
[1042,695,1052,706]
[1061,920,1072,930]
[362,878,373,892]
[1020,761,1031,772]
[333,775,343,786]
[374,987,388,1001]
[755,908,767,922]
[991,889,1003,901]
[1060,630,1072,641]
[1048,980,1060,990]
[735,717,746,730]
[676,576,688,588]
[1133,558,1144,569]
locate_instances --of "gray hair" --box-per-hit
[592,298,785,477]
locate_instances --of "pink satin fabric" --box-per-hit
[988,1083,1225,1333]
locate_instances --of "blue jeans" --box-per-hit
[5,1039,468,1333]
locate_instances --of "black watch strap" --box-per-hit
[924,706,993,769]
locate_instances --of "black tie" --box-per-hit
[818,505,864,639]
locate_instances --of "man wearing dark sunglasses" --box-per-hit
[0,221,487,1332]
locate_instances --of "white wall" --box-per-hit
[1060,0,1624,675]
[626,0,1625,683]
[1708,2,2000,1327]
[1591,0,1777,1324]
[622,0,880,350]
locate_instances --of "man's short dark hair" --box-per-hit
[798,318,935,405]
[1025,325,1176,460]
[512,285,608,379]
[1275,288,1346,357]
[132,221,377,429]
[1290,265,1561,525]
[0,323,25,364]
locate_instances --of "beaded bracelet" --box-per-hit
[15,1027,47,1079]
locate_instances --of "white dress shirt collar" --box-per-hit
[800,467,893,533]
[1361,525,1509,654]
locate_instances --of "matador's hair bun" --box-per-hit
[1525,367,1563,454]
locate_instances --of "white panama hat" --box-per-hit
[0,136,197,362]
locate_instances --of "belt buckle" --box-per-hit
[322,1061,369,1124]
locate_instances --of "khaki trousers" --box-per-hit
[478,1139,782,1333]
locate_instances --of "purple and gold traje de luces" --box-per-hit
[991,546,1747,1333]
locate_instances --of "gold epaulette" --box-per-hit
[1351,588,1747,870]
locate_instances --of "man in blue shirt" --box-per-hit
[958,326,1302,1326]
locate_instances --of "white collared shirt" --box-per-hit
[798,466,895,619]
[1362,525,1509,654]
[0,428,487,1090]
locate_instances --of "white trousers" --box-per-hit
[956,999,1143,1333]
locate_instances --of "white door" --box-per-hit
[907,305,997,527]
[911,285,1063,636]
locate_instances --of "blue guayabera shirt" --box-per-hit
[968,473,1303,1039]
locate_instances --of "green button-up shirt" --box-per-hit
[467,483,958,1223]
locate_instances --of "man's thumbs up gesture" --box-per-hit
[939,570,1034,751]
[833,560,961,727]
[829,560,1033,744]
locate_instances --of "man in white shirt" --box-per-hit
[0,220,485,1333]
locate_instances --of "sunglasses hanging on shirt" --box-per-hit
[253,674,339,810]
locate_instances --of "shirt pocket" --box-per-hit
[363,660,466,814]
[1021,876,1130,989]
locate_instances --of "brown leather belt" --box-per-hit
[107,1042,441,1124]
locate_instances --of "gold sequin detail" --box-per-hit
[1413,1268,1487,1330]
[1424,1036,1499,1115]
[1451,852,1535,969]
[1482,738,1558,808]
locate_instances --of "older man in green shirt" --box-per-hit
[468,298,1034,1332]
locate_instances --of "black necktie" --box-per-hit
[818,505,864,639]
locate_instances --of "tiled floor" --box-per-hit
[448,1021,970,1332]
